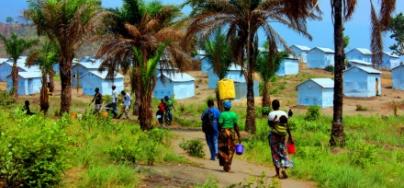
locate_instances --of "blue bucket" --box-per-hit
[235,144,244,155]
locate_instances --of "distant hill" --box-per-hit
[0,23,99,58]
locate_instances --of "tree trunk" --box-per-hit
[40,72,49,115]
[245,27,256,134]
[59,56,73,114]
[131,68,140,116]
[330,0,345,147]
[11,60,18,98]
[48,69,55,93]
[215,88,224,111]
[138,82,154,131]
[262,81,271,116]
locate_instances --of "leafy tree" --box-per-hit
[200,28,232,111]
[26,0,106,113]
[183,0,319,133]
[329,0,396,146]
[133,44,166,130]
[257,48,287,113]
[388,13,404,55]
[26,40,59,114]
[97,0,189,130]
[99,0,185,116]
[5,17,13,24]
[0,33,36,98]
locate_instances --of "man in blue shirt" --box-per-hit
[201,99,221,160]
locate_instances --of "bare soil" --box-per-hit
[140,129,316,188]
[180,66,404,117]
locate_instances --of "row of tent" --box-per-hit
[298,64,404,108]
[0,56,198,99]
[290,45,401,70]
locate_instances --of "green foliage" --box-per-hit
[355,105,368,112]
[80,164,139,188]
[194,177,219,188]
[200,28,233,79]
[388,13,404,56]
[0,91,14,106]
[257,49,287,82]
[26,40,59,73]
[304,106,321,121]
[324,65,335,72]
[0,106,185,187]
[0,112,66,187]
[243,115,404,188]
[0,33,37,61]
[180,139,205,158]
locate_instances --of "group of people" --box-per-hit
[201,99,294,178]
[201,99,241,172]
[156,96,174,126]
[90,86,131,119]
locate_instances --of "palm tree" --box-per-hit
[0,33,36,98]
[26,0,106,113]
[200,28,232,111]
[257,48,287,115]
[183,0,319,133]
[329,0,396,146]
[26,40,59,115]
[99,0,186,116]
[133,44,166,130]
[97,1,189,130]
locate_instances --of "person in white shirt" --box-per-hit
[111,85,118,118]
[267,100,294,179]
[119,90,131,119]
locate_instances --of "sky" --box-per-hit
[0,0,403,54]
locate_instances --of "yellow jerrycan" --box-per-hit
[218,79,235,100]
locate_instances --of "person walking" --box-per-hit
[22,100,34,115]
[201,99,220,160]
[164,96,174,125]
[218,101,241,172]
[156,99,166,126]
[110,85,118,118]
[268,99,294,179]
[119,91,131,119]
[91,88,102,114]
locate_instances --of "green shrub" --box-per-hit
[355,105,368,111]
[195,177,219,188]
[324,65,334,72]
[180,139,205,158]
[0,114,66,187]
[80,165,138,188]
[304,106,321,121]
[107,128,168,165]
[0,91,14,106]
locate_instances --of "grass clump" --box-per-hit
[180,139,205,158]
[304,106,320,121]
[195,177,219,188]
[0,106,185,187]
[79,164,138,188]
[243,115,404,188]
[355,105,368,112]
[0,110,66,187]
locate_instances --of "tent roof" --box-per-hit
[159,72,195,82]
[290,44,311,51]
[298,78,334,89]
[85,71,124,79]
[345,65,381,74]
[310,47,334,54]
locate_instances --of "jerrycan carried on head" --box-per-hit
[218,79,236,100]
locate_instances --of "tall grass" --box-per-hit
[0,107,186,187]
[244,115,404,188]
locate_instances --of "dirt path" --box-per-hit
[140,129,316,188]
